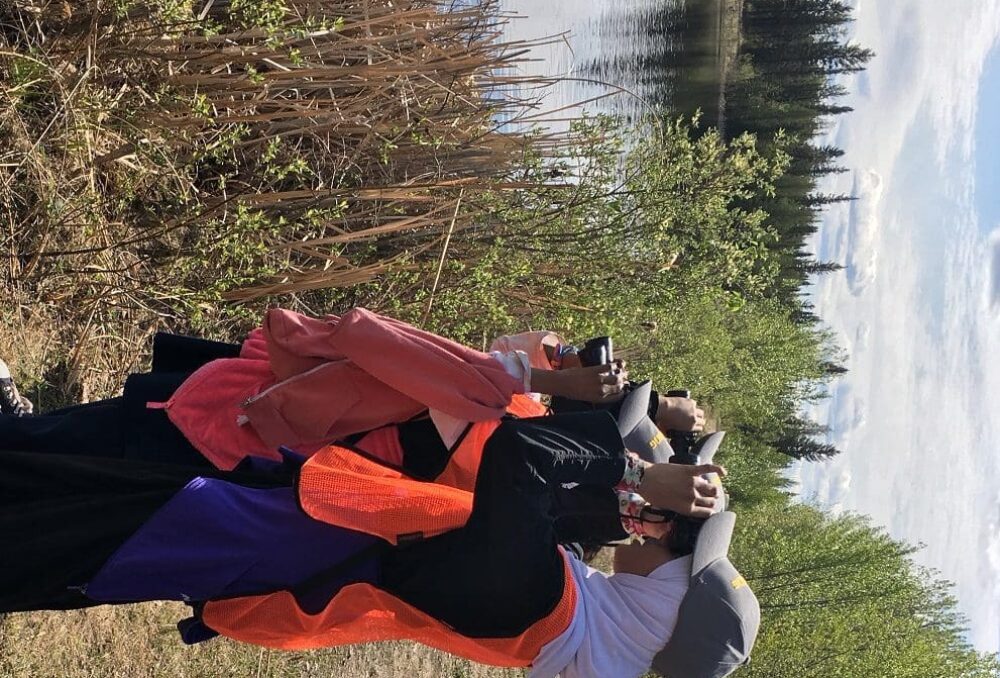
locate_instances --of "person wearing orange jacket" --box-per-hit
[0,407,755,678]
[0,310,758,678]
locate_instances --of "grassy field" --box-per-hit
[0,0,548,675]
[0,603,522,678]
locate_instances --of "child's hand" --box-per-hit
[656,396,706,432]
[637,462,727,519]
[530,362,628,402]
[558,352,582,370]
[557,363,628,402]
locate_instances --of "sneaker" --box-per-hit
[0,358,33,416]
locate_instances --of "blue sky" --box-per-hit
[793,0,1000,652]
[501,0,1000,653]
[977,48,1000,235]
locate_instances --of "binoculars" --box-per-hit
[577,336,614,369]
[575,336,708,467]
[661,388,701,465]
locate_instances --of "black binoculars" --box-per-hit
[661,388,700,465]
[577,336,614,369]
[576,336,701,466]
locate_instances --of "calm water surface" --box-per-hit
[498,0,688,127]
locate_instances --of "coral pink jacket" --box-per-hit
[156,308,526,470]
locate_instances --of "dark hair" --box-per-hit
[662,515,705,557]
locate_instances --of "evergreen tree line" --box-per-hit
[581,0,872,463]
[726,0,873,306]
[708,0,873,463]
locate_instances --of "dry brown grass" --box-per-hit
[1,0,575,394]
[0,604,523,678]
[0,2,572,675]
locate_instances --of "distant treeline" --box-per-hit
[721,0,872,460]
[608,0,873,461]
[727,0,872,300]
[590,0,873,299]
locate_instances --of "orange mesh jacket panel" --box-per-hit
[203,554,578,667]
[298,445,475,545]
[434,395,545,492]
[505,394,549,419]
[432,420,500,494]
[300,396,545,540]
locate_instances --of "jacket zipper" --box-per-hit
[241,361,333,408]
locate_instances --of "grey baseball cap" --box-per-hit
[617,380,673,463]
[618,383,728,512]
[651,511,760,678]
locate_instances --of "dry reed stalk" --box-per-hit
[3,0,585,386]
[504,288,595,314]
[421,187,463,323]
[221,248,428,301]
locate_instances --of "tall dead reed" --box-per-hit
[0,0,576,394]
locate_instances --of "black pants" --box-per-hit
[0,333,240,465]
[0,381,208,466]
[0,451,292,612]
[0,333,239,610]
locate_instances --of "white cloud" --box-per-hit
[802,0,1000,652]
[990,232,1000,307]
[855,322,871,351]
[845,170,884,294]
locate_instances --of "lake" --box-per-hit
[497,0,701,130]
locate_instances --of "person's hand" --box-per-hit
[637,462,726,519]
[530,361,628,402]
[655,396,705,432]
[556,362,628,402]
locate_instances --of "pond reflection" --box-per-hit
[499,0,720,124]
